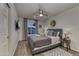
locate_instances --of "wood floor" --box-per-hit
[14,40,32,56]
[14,40,79,56]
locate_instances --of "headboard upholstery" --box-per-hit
[47,29,63,39]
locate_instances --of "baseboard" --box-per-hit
[61,46,79,53]
[70,48,79,53]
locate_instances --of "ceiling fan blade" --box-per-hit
[42,10,48,16]
[43,13,48,16]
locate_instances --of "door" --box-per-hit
[0,3,8,55]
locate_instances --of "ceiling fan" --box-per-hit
[38,8,48,17]
[34,4,48,18]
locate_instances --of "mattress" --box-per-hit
[28,35,51,49]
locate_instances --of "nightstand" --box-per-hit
[61,37,71,51]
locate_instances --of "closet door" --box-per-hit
[0,3,8,56]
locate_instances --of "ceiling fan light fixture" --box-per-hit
[39,13,43,16]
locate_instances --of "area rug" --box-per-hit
[35,47,73,56]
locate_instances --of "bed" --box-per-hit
[27,29,63,55]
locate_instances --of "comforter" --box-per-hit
[28,35,51,49]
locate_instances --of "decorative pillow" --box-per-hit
[52,32,57,36]
[47,31,53,36]
[56,32,60,37]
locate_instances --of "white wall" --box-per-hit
[45,5,79,52]
[18,17,23,41]
[0,3,9,56]
[8,4,19,55]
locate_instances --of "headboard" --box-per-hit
[47,29,63,39]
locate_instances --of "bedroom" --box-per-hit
[0,3,79,56]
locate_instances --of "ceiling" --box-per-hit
[15,3,79,20]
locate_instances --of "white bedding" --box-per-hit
[47,36,60,44]
[28,34,40,37]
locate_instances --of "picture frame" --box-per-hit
[39,25,42,28]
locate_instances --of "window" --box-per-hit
[27,19,38,35]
